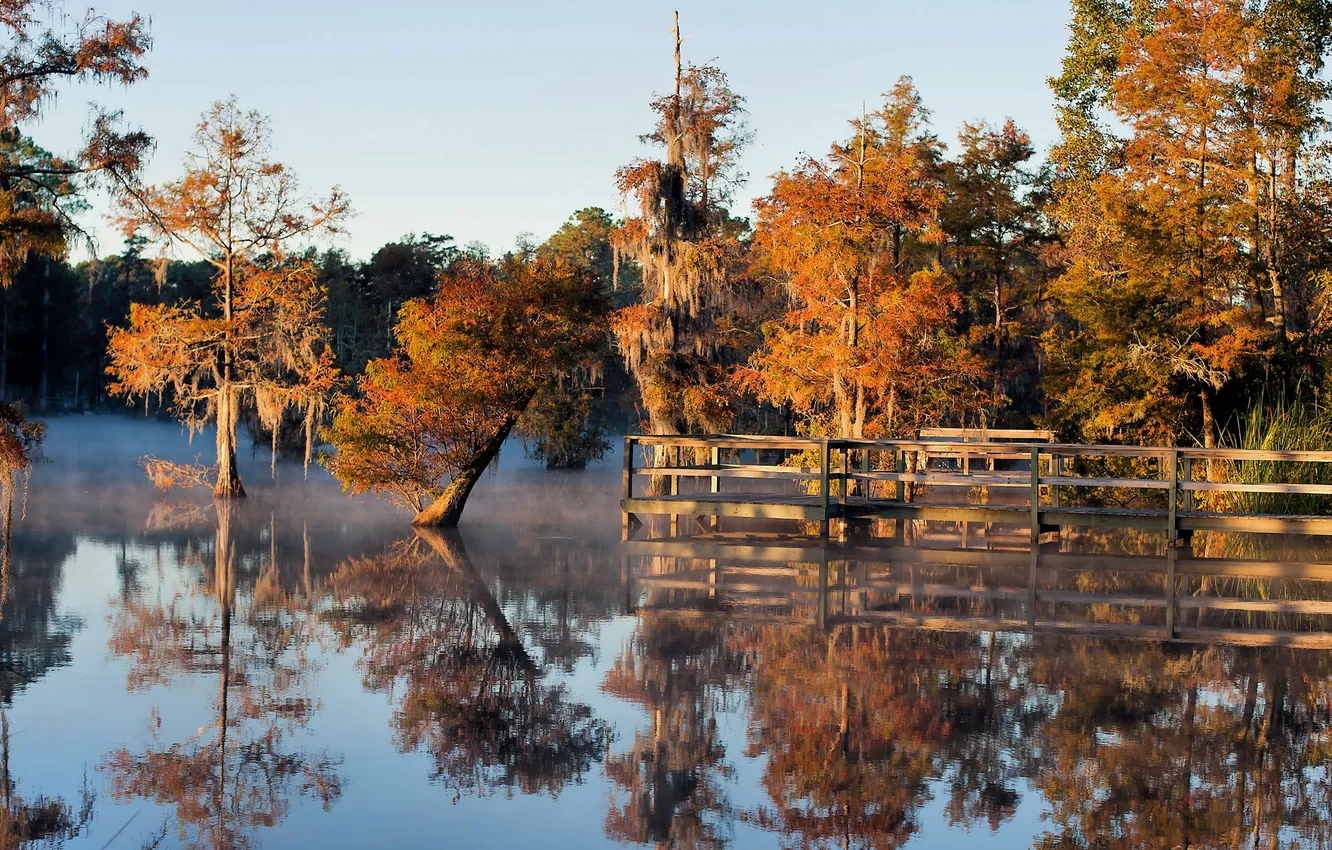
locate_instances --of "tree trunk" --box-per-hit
[214,384,246,499]
[0,286,8,401]
[215,250,245,499]
[38,283,48,412]
[412,412,520,527]
[1200,385,1217,449]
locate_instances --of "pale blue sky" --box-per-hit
[41,1,1073,260]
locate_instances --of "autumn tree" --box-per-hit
[611,14,756,437]
[743,80,991,438]
[517,207,625,469]
[1045,0,1332,444]
[323,255,606,526]
[108,98,350,497]
[0,0,151,265]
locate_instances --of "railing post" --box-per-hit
[1050,452,1062,508]
[839,443,849,502]
[1029,446,1041,544]
[1167,449,1179,547]
[862,446,872,504]
[623,436,634,500]
[668,440,679,535]
[1180,456,1193,513]
[622,436,635,532]
[895,447,906,502]
[819,438,831,539]
[710,445,720,495]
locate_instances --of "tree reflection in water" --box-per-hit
[0,492,90,849]
[100,502,342,850]
[602,611,747,849]
[0,532,79,705]
[325,529,608,800]
[724,621,1332,850]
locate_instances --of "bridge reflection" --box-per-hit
[622,530,1332,647]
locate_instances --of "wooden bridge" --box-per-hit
[620,434,1332,541]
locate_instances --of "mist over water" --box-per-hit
[4,415,1331,850]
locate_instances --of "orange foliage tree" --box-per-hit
[611,14,755,436]
[0,0,152,263]
[1045,0,1332,444]
[323,256,606,526]
[743,79,991,438]
[108,99,349,497]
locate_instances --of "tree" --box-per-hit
[940,120,1051,425]
[323,255,606,526]
[516,207,624,469]
[1044,0,1332,445]
[0,0,151,256]
[742,80,992,438]
[108,98,350,497]
[611,14,755,437]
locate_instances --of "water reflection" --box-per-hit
[0,533,80,701]
[4,453,1332,848]
[731,625,1332,850]
[102,503,341,850]
[325,529,608,799]
[0,708,96,848]
[603,613,741,848]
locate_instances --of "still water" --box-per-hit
[6,416,1332,849]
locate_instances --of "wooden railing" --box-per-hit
[621,435,1332,539]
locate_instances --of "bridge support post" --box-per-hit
[1029,446,1041,545]
[818,439,831,539]
[1166,450,1179,638]
[1027,545,1040,630]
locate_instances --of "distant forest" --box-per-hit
[7,0,1332,485]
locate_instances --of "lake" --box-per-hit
[5,415,1332,849]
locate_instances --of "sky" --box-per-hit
[37,0,1074,261]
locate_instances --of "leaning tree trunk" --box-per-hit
[412,412,521,527]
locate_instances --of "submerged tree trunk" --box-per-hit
[412,412,521,527]
[214,385,246,499]
[215,251,245,500]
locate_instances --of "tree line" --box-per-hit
[5,1,1332,524]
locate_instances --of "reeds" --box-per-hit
[1207,396,1332,517]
